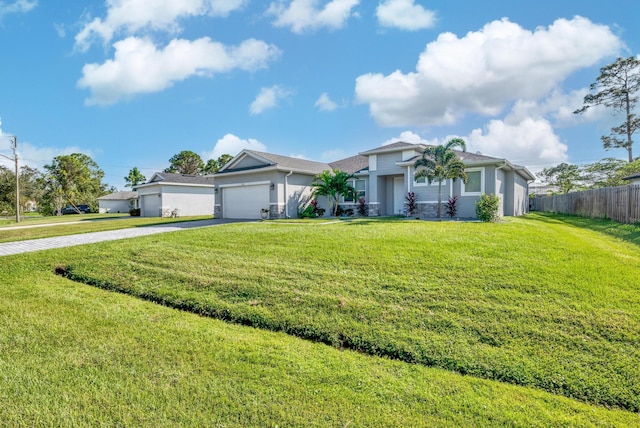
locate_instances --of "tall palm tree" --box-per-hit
[311,169,356,216]
[414,138,468,219]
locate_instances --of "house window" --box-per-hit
[414,175,446,186]
[462,168,484,195]
[345,179,366,201]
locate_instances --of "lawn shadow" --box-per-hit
[526,212,640,247]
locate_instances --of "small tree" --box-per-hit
[537,163,586,193]
[124,167,146,188]
[311,169,356,216]
[414,138,468,218]
[574,56,640,162]
[165,150,204,175]
[203,154,234,174]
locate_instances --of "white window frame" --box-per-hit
[344,178,366,202]
[414,170,446,187]
[462,167,485,196]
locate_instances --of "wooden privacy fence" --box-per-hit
[531,184,640,224]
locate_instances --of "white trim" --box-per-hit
[462,167,485,196]
[135,182,214,190]
[218,180,271,188]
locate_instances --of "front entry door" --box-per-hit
[393,176,405,215]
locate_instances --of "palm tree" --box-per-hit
[414,138,468,219]
[311,169,356,216]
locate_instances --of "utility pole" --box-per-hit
[1,135,19,223]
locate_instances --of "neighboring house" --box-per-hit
[134,172,215,217]
[528,183,559,197]
[622,173,640,185]
[97,191,138,213]
[214,142,534,219]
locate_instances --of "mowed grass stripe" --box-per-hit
[4,250,639,425]
[59,214,640,411]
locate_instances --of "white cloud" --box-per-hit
[203,133,267,159]
[0,132,94,171]
[381,130,438,146]
[466,117,568,171]
[376,0,435,31]
[0,0,37,19]
[355,16,622,127]
[77,37,281,106]
[508,88,608,127]
[314,92,338,111]
[75,0,247,51]
[249,85,293,115]
[267,0,359,34]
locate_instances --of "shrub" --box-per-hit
[345,208,354,217]
[475,193,500,222]
[446,196,458,218]
[297,205,317,219]
[405,192,417,216]
[357,197,368,216]
[129,208,141,216]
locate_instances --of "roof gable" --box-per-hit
[359,141,425,156]
[329,154,369,174]
[219,149,331,175]
[143,172,215,186]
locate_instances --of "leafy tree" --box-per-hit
[0,165,43,215]
[124,166,146,188]
[582,158,627,188]
[414,138,468,219]
[605,159,640,187]
[311,169,356,216]
[165,150,204,175]
[41,153,106,215]
[537,163,586,194]
[203,154,234,174]
[574,56,640,162]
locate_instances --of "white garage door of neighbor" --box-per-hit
[223,184,270,219]
[142,194,161,217]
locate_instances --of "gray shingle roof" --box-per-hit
[329,154,369,174]
[359,141,422,155]
[97,191,138,200]
[148,172,215,185]
[245,150,331,173]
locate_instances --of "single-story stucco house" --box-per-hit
[213,142,535,219]
[134,172,215,217]
[97,191,138,214]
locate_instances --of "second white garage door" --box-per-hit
[223,184,270,219]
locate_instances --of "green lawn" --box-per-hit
[1,213,639,425]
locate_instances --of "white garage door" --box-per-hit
[223,184,270,219]
[141,194,161,217]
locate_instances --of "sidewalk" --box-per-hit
[0,219,239,257]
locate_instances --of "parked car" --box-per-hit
[58,204,92,215]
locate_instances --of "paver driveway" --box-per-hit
[0,219,242,257]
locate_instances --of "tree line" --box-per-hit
[541,56,640,194]
[0,150,232,217]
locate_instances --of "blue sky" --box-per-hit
[1,0,639,189]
